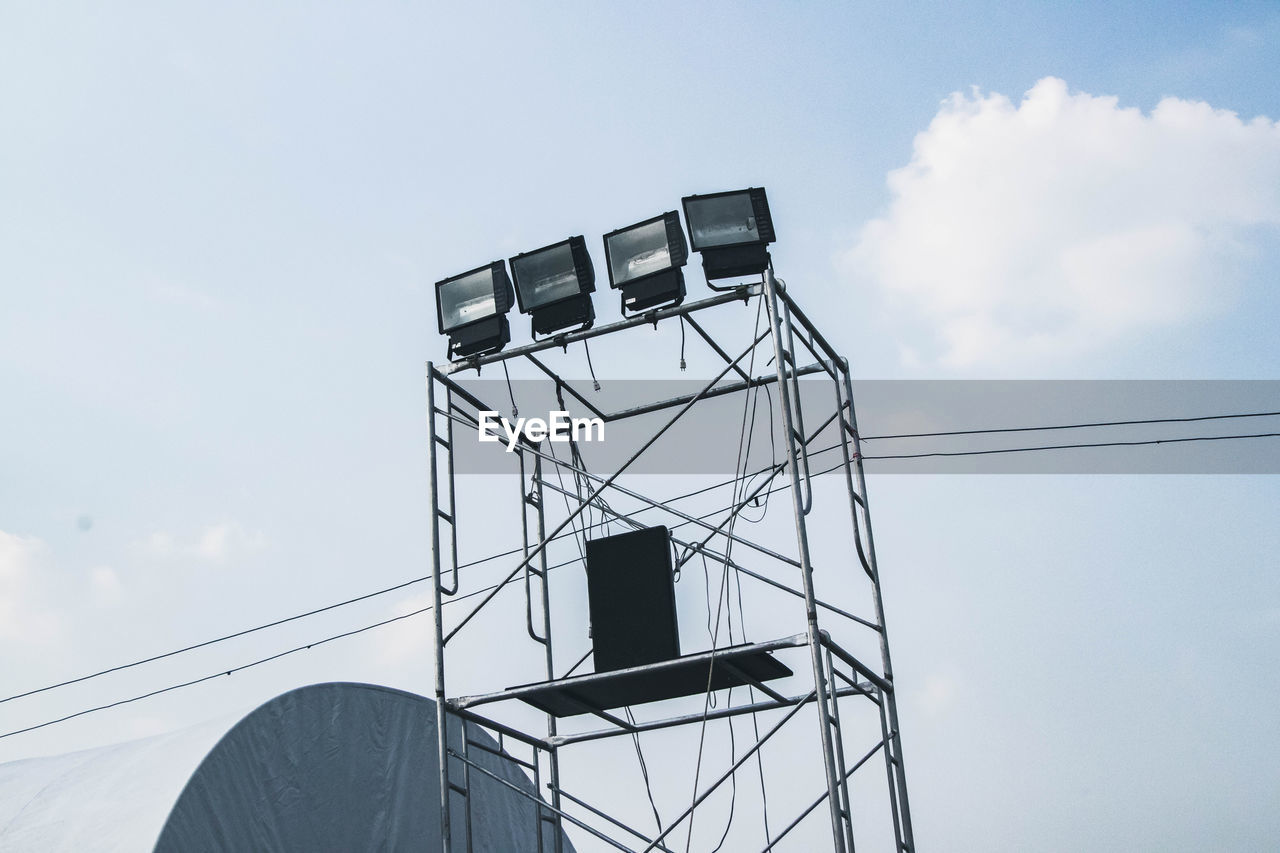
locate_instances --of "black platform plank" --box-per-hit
[508,647,794,718]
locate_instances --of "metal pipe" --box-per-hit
[719,660,790,705]
[825,645,857,853]
[547,691,639,732]
[531,468,800,571]
[762,266,848,852]
[668,404,846,574]
[831,375,876,581]
[436,387,462,596]
[445,705,550,751]
[830,666,880,705]
[758,738,887,853]
[549,785,678,853]
[445,749,634,853]
[774,283,838,381]
[445,400,804,570]
[438,331,827,425]
[559,647,592,680]
[550,684,870,747]
[775,288,844,366]
[779,296,814,514]
[637,691,815,853]
[819,631,893,695]
[839,360,917,851]
[426,364,453,851]
[465,736,537,771]
[442,329,771,646]
[524,353,609,421]
[601,361,827,422]
[520,450,547,645]
[441,403,881,641]
[682,314,753,383]
[729,556,880,632]
[532,739,544,853]
[437,287,759,375]
[532,453,565,853]
[459,720,474,853]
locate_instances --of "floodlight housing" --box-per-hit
[434,260,514,359]
[603,211,689,313]
[681,187,775,281]
[510,236,596,337]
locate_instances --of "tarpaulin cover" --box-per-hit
[0,682,573,852]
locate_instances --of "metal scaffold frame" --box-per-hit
[425,269,915,852]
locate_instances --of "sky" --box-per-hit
[2,2,1279,851]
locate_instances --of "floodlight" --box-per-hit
[435,261,514,359]
[603,211,689,313]
[510,236,596,337]
[681,187,775,281]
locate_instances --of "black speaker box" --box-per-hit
[585,526,680,672]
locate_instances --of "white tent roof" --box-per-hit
[0,682,572,852]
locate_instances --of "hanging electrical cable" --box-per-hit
[686,296,765,852]
[582,338,601,391]
[624,705,665,835]
[501,360,519,418]
[679,316,687,371]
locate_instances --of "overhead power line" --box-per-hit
[4,413,1277,738]
[858,409,1280,441]
[0,574,433,706]
[0,556,580,741]
[1,487,789,741]
[859,431,1280,461]
[0,604,438,740]
[0,471,757,708]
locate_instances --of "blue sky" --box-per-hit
[2,2,1279,850]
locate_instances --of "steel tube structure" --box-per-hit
[424,272,915,851]
[436,288,758,376]
[760,267,847,851]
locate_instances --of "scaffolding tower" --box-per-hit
[426,269,915,852]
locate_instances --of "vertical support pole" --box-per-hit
[533,454,566,853]
[825,646,857,853]
[761,268,848,853]
[517,450,547,853]
[460,727,474,853]
[532,742,544,853]
[837,360,916,852]
[427,363,453,852]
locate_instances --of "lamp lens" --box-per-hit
[440,268,497,330]
[686,194,760,248]
[515,244,581,309]
[608,219,671,285]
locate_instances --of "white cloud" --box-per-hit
[141,522,266,563]
[845,77,1280,368]
[0,530,62,643]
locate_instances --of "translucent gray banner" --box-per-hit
[434,379,1280,474]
